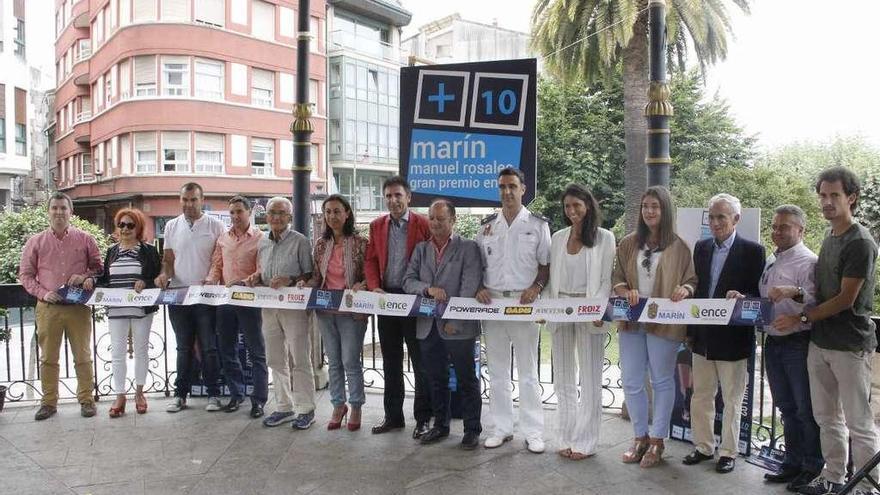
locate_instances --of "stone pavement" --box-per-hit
[0,390,791,495]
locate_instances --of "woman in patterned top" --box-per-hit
[96,208,161,417]
[298,194,368,431]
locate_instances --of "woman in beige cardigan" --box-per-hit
[612,186,697,468]
[548,184,616,460]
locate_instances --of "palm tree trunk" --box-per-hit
[622,9,650,233]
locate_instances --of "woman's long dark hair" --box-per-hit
[321,194,355,239]
[636,186,676,250]
[561,183,602,247]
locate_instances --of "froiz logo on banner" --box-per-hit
[287,293,306,304]
[578,304,602,316]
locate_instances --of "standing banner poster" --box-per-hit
[669,207,762,456]
[399,59,537,207]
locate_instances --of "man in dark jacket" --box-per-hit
[683,193,765,474]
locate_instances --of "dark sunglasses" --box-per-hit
[117,222,136,230]
[641,248,661,275]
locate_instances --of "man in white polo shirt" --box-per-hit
[155,182,226,413]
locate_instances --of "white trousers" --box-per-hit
[551,324,604,454]
[808,342,880,484]
[483,316,544,440]
[262,308,315,414]
[109,314,155,394]
[690,353,748,458]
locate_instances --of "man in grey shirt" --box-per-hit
[773,167,879,495]
[244,196,316,430]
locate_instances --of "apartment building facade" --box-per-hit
[0,0,31,210]
[54,0,328,239]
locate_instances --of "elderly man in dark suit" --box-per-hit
[683,193,766,474]
[404,198,484,450]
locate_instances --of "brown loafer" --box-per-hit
[34,405,57,421]
[622,435,649,463]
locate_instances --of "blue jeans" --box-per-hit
[765,334,824,473]
[168,304,221,398]
[619,327,680,438]
[217,305,268,405]
[316,312,367,407]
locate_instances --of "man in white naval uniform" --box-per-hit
[476,167,551,454]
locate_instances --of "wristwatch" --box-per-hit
[796,286,805,299]
[799,311,809,324]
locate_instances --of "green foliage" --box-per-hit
[453,214,481,240]
[533,76,625,233]
[531,0,750,83]
[758,136,878,180]
[0,205,112,284]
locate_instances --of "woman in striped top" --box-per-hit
[96,208,161,417]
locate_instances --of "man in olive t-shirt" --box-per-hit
[773,166,879,495]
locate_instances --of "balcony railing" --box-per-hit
[75,110,92,123]
[329,30,407,63]
[76,47,91,62]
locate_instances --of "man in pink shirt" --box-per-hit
[206,195,267,418]
[19,192,103,420]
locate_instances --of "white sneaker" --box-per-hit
[166,397,187,413]
[205,396,223,412]
[525,437,545,454]
[483,434,513,449]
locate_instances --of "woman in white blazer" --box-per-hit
[548,184,616,459]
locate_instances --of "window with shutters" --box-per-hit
[162,132,190,172]
[135,131,157,173]
[106,140,114,171]
[309,79,319,113]
[14,88,25,156]
[195,133,224,173]
[250,138,273,176]
[195,59,223,100]
[120,0,130,26]
[251,69,274,107]
[162,57,189,96]
[252,1,275,41]
[161,0,188,21]
[132,0,156,23]
[195,0,224,27]
[134,55,157,96]
[119,59,130,99]
[78,153,92,182]
[96,8,105,44]
[14,18,24,60]
[78,39,92,61]
[105,76,113,106]
[0,118,5,153]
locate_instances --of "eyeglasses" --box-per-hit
[117,222,136,230]
[267,210,290,217]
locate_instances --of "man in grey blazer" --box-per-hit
[404,199,484,450]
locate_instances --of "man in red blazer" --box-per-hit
[365,176,433,437]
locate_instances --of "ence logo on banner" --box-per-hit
[232,292,256,301]
[690,304,729,320]
[504,306,533,315]
[379,297,409,312]
[126,292,154,304]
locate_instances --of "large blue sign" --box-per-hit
[400,59,537,207]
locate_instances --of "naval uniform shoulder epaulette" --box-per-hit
[529,212,550,223]
[480,213,498,225]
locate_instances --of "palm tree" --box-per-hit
[531,0,750,230]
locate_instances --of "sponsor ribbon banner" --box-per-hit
[225,286,311,310]
[440,297,608,322]
[87,288,161,306]
[604,297,649,322]
[638,298,738,325]
[338,290,420,317]
[57,285,92,304]
[731,298,772,326]
[307,289,345,311]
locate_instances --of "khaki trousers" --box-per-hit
[690,353,748,458]
[35,302,94,406]
[808,342,880,484]
[262,308,315,414]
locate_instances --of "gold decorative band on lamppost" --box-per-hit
[645,81,674,117]
[646,157,672,165]
[291,166,313,172]
[647,128,671,134]
[290,103,314,133]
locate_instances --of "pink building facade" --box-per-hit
[54,0,327,240]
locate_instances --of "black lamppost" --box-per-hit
[645,0,672,188]
[291,0,313,235]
